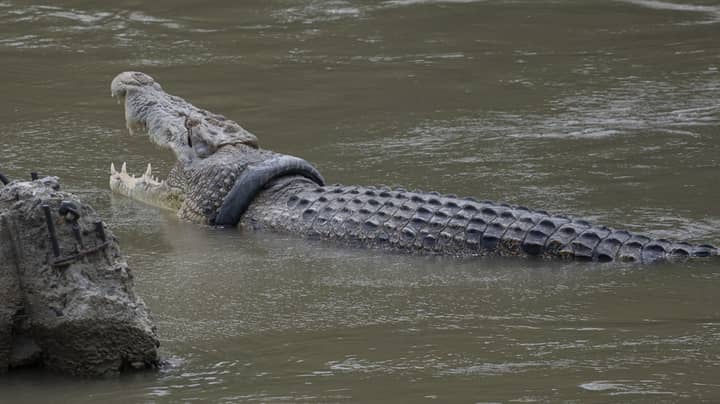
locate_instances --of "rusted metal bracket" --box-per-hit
[42,202,113,268]
[49,239,112,268]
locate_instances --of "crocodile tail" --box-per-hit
[541,225,718,263]
[506,216,719,263]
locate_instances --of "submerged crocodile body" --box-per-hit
[109,71,718,263]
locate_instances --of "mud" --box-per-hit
[0,176,158,376]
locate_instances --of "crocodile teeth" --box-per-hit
[110,162,117,174]
[144,163,152,180]
[121,162,127,175]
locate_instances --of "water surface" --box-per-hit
[1,0,719,401]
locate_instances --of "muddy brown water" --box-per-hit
[1,0,720,402]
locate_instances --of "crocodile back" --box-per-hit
[243,182,717,263]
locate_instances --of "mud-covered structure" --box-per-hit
[0,175,158,376]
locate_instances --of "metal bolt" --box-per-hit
[58,201,80,221]
[71,223,84,250]
[59,201,83,250]
[42,204,60,257]
[94,221,106,242]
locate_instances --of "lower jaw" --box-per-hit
[109,162,182,211]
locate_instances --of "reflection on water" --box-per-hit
[1,0,720,402]
[621,0,720,23]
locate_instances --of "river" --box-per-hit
[1,0,720,402]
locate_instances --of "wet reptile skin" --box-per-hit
[242,177,716,263]
[165,144,281,223]
[110,71,718,264]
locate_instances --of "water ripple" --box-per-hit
[580,379,677,396]
[620,0,720,23]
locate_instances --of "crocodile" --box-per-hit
[108,71,718,263]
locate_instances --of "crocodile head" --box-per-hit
[110,71,258,161]
[109,71,259,212]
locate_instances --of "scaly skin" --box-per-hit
[242,180,716,262]
[109,71,718,263]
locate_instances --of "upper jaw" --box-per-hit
[111,71,195,163]
[110,71,259,165]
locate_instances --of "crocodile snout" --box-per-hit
[110,71,158,98]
